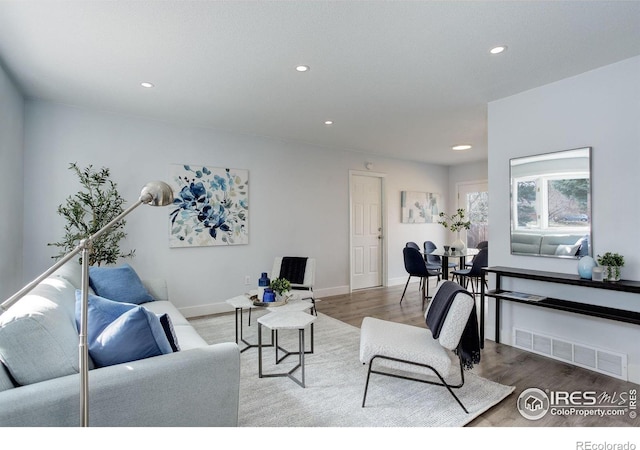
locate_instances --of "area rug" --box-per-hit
[190,311,514,427]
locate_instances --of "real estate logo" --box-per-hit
[517,387,637,421]
[517,387,550,420]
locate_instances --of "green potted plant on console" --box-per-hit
[596,252,624,281]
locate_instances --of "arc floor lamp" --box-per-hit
[0,180,174,427]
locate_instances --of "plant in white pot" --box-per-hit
[596,252,624,281]
[270,277,292,301]
[438,208,471,251]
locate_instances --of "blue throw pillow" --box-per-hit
[75,291,173,368]
[88,263,155,305]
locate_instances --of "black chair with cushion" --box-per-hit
[400,246,441,309]
[272,256,316,314]
[424,240,456,275]
[405,241,421,251]
[360,280,480,413]
[451,247,488,296]
[465,241,488,268]
[406,241,438,291]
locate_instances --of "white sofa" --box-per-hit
[0,261,240,427]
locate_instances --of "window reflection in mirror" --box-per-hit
[510,147,591,258]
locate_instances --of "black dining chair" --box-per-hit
[451,247,489,296]
[400,246,441,309]
[405,242,434,291]
[405,241,421,251]
[465,241,488,268]
[424,240,457,276]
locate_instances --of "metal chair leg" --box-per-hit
[400,276,411,304]
[361,355,468,413]
[422,277,427,310]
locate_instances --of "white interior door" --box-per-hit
[457,181,489,248]
[350,174,383,290]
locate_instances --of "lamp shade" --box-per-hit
[140,181,174,206]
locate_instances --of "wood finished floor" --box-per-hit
[316,280,640,427]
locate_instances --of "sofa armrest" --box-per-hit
[0,342,240,427]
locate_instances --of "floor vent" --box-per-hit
[513,328,627,380]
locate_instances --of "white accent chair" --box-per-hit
[271,257,316,314]
[359,281,475,413]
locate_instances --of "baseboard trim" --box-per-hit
[180,302,233,319]
[316,285,350,297]
[388,276,409,287]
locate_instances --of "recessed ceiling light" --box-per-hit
[452,144,472,151]
[295,65,310,72]
[324,120,334,125]
[140,82,154,88]
[490,46,507,54]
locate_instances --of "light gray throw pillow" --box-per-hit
[0,277,79,385]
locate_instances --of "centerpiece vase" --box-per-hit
[451,231,466,252]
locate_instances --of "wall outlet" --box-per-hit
[244,275,251,285]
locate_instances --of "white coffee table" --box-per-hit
[226,293,310,353]
[225,294,272,353]
[257,311,317,388]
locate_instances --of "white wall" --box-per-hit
[488,56,640,382]
[0,62,24,301]
[22,101,456,316]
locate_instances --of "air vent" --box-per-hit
[515,329,532,349]
[513,328,627,380]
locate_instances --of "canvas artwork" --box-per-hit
[169,164,249,247]
[401,191,441,223]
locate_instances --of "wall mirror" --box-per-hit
[510,147,592,259]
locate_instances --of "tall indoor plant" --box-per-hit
[48,163,135,266]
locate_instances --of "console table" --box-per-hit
[481,266,640,344]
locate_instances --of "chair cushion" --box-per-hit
[359,317,454,377]
[272,257,315,288]
[76,292,173,368]
[424,282,475,351]
[89,263,155,305]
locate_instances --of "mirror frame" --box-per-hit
[509,147,592,259]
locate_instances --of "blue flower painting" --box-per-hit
[169,165,249,247]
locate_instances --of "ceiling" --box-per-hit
[0,1,639,166]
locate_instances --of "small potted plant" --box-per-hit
[270,277,292,301]
[596,252,624,281]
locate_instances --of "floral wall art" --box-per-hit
[169,164,249,247]
[400,191,441,224]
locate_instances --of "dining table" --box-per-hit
[427,247,480,279]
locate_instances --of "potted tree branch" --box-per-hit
[48,163,135,266]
